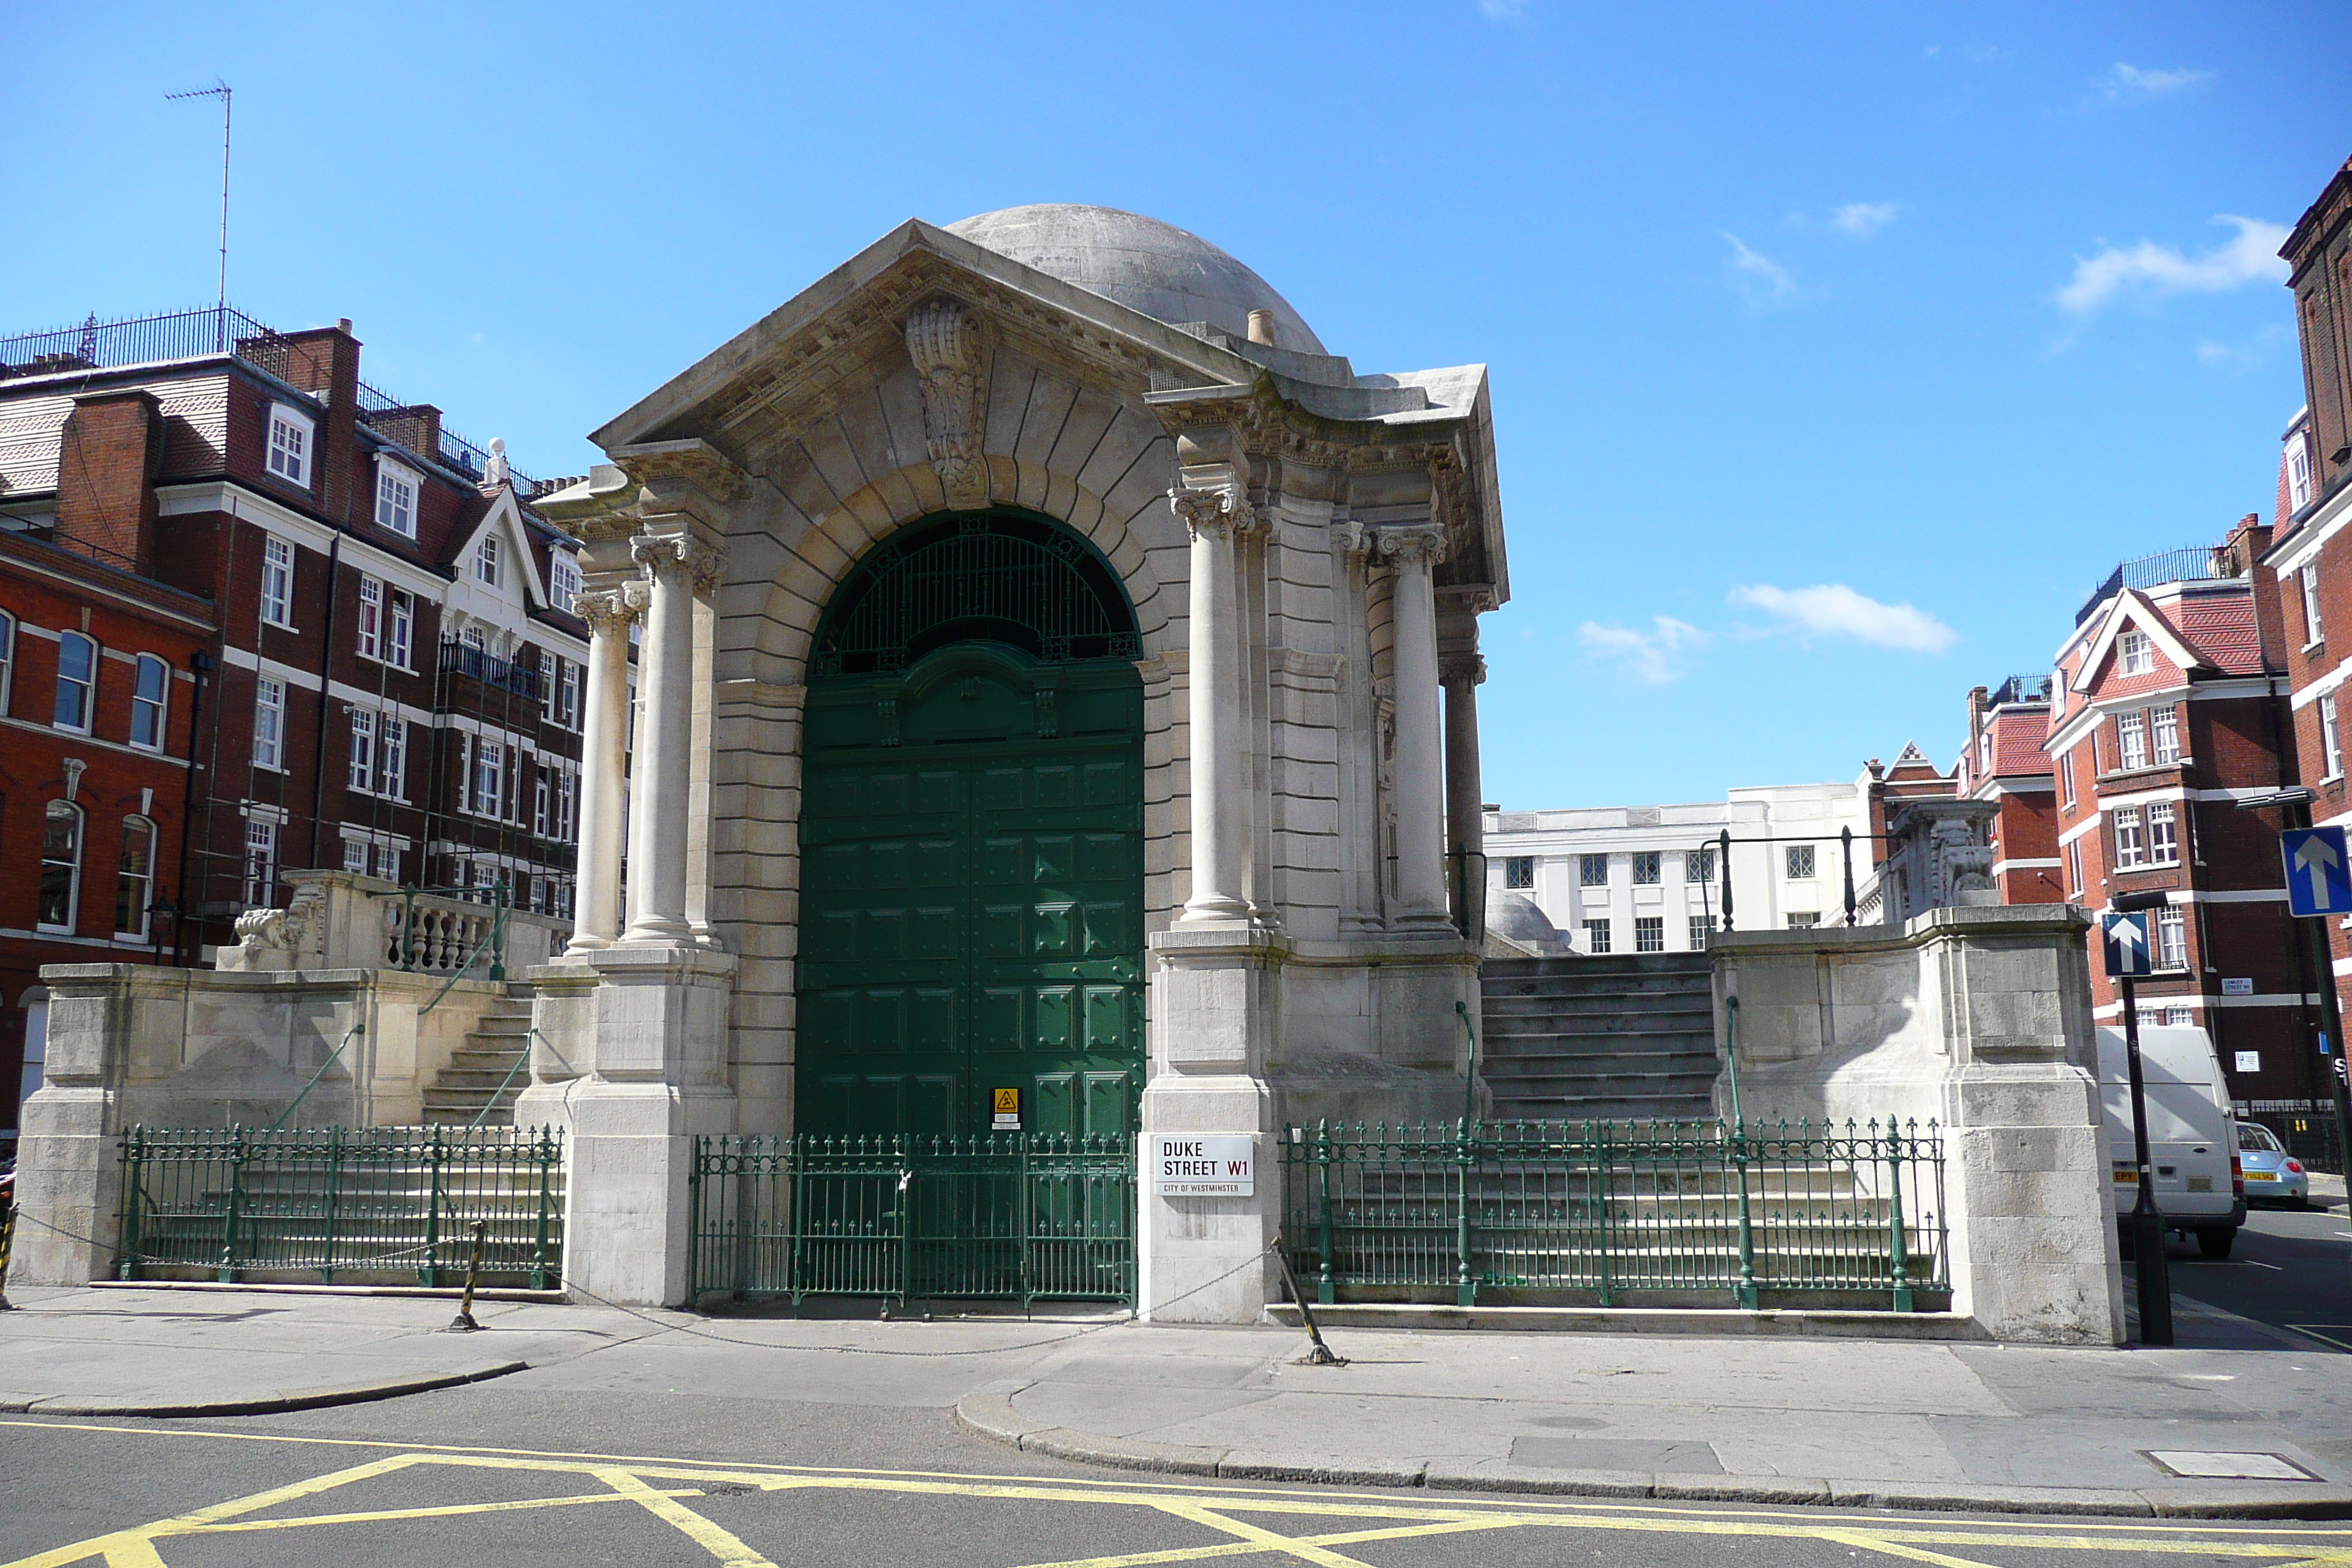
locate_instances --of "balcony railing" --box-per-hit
[439,637,542,701]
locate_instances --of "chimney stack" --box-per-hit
[1247,309,1276,348]
[56,388,165,575]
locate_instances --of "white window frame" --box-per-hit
[2304,565,2326,647]
[2113,806,2145,870]
[2146,802,2179,867]
[1684,846,1716,882]
[244,817,279,907]
[53,630,96,734]
[0,609,14,712]
[2118,629,2154,676]
[2067,838,2084,894]
[1786,911,1821,929]
[374,842,402,882]
[348,708,377,791]
[1578,854,1608,888]
[534,769,552,838]
[540,649,558,722]
[475,534,502,587]
[2156,907,2188,970]
[266,403,314,489]
[2060,750,2076,811]
[342,835,370,875]
[253,676,285,770]
[1631,851,1661,886]
[2326,693,2345,781]
[2117,712,2147,772]
[356,576,384,660]
[555,767,577,842]
[374,458,420,538]
[2291,440,2315,512]
[380,715,407,801]
[559,658,581,729]
[550,551,582,611]
[1583,918,1613,955]
[39,799,85,934]
[1503,856,1535,889]
[1786,844,1816,880]
[2150,705,2180,765]
[129,652,170,751]
[260,537,295,628]
[1634,915,1665,953]
[1689,914,1713,950]
[474,737,505,818]
[387,589,415,671]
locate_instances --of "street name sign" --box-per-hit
[2282,826,2352,918]
[1153,1135,1254,1196]
[2102,912,2152,979]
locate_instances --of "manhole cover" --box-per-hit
[2144,1450,2319,1481]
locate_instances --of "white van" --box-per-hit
[2095,1025,2247,1259]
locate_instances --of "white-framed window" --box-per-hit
[0,609,14,711]
[1786,844,1816,879]
[2164,1006,2195,1028]
[550,551,582,610]
[473,738,505,818]
[253,676,284,769]
[1579,854,1608,887]
[1978,731,1992,777]
[2291,437,2315,512]
[2066,837,2084,894]
[2117,628,2154,676]
[559,658,580,729]
[2060,751,2076,811]
[1684,846,1716,882]
[374,843,401,882]
[2146,802,2179,865]
[470,859,498,902]
[342,835,369,875]
[374,460,418,538]
[534,769,551,837]
[1631,851,1661,886]
[555,768,577,842]
[2303,565,2326,646]
[1504,856,1534,889]
[2325,693,2344,780]
[1689,915,1713,949]
[53,630,96,732]
[356,576,383,660]
[267,404,313,488]
[2113,807,2145,870]
[348,708,376,791]
[243,817,278,906]
[2157,907,2188,970]
[1583,918,1613,954]
[260,537,294,627]
[475,535,502,587]
[129,653,169,750]
[2117,712,2147,772]
[379,716,407,800]
[1635,916,1665,952]
[388,589,415,669]
[2150,706,2181,765]
[39,799,83,932]
[110,813,155,943]
[1786,911,1821,929]
[540,649,558,721]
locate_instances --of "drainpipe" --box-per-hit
[172,649,213,966]
[306,531,346,867]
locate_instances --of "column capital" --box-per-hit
[1169,485,1257,541]
[574,583,648,640]
[1439,653,1488,689]
[631,532,728,595]
[1373,523,1447,568]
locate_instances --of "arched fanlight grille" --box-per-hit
[812,511,1140,677]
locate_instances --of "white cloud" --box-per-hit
[2100,62,2211,102]
[2055,214,2289,314]
[1831,202,1901,239]
[1722,233,1795,301]
[1578,617,1708,684]
[1730,584,1959,654]
[1477,0,1528,18]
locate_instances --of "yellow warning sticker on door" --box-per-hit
[992,1088,1019,1129]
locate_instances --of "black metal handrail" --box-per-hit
[439,637,543,700]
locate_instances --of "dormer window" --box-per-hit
[475,535,502,587]
[267,404,313,488]
[374,459,419,538]
[2290,436,2315,512]
[2117,629,2154,676]
[549,551,582,610]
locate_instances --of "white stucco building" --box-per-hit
[1484,780,1877,954]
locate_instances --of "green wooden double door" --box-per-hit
[796,644,1145,1140]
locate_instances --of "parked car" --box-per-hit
[2235,1121,2310,1208]
[2097,1025,2247,1259]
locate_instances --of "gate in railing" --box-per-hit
[689,1132,1134,1307]
[1282,1117,1945,1311]
[116,1125,564,1287]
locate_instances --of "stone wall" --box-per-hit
[1711,905,2125,1345]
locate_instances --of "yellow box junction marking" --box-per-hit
[7,1419,2352,1568]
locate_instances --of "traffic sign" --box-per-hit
[2282,826,2352,918]
[2102,911,2153,978]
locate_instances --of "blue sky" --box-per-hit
[4,3,2345,809]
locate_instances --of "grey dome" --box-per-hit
[1486,892,1566,952]
[945,204,1325,355]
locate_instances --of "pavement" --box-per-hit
[5,1273,2352,1520]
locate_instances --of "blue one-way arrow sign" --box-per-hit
[2102,911,2153,978]
[2283,826,2352,919]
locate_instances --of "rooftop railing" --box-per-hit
[1989,674,2051,706]
[2075,546,2231,626]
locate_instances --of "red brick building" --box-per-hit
[2048,529,2309,1105]
[0,306,592,1129]
[1956,675,2064,905]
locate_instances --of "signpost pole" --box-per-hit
[2119,969,2172,1346]
[2280,823,2352,1186]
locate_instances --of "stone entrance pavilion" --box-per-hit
[524,205,1508,1314]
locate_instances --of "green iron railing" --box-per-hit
[117,1124,564,1288]
[689,1131,1135,1307]
[1282,1116,1945,1312]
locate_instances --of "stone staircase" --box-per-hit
[1478,953,1719,1123]
[422,984,535,1126]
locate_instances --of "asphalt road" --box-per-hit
[2142,1188,2352,1352]
[7,1389,2352,1568]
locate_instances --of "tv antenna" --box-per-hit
[166,81,233,349]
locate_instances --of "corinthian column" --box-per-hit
[567,584,644,951]
[1172,487,1251,925]
[1379,524,1451,930]
[622,529,720,945]
[1441,652,1488,942]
